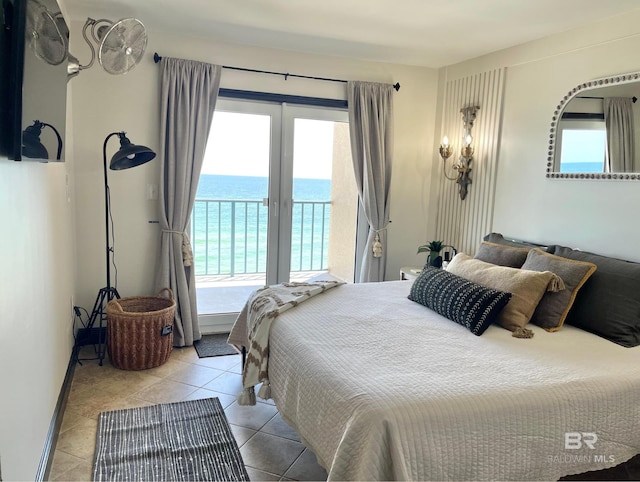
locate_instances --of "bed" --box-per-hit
[229,237,640,481]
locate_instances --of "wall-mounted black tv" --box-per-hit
[1,0,68,162]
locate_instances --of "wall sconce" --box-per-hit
[439,105,480,200]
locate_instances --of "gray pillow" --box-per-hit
[552,246,640,347]
[522,248,597,331]
[475,241,531,268]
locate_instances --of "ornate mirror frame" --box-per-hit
[547,71,640,180]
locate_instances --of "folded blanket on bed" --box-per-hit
[228,279,344,405]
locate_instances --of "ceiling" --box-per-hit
[62,0,640,68]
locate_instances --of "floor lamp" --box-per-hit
[84,132,156,365]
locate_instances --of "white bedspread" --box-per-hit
[267,280,640,481]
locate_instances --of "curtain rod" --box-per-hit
[153,53,400,92]
[577,95,637,103]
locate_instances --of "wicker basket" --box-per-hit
[106,288,175,370]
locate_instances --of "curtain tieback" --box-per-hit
[162,229,194,267]
[372,224,390,258]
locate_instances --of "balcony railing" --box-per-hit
[191,198,331,276]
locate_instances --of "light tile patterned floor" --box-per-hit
[50,345,328,481]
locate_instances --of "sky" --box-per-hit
[560,129,606,164]
[202,111,335,179]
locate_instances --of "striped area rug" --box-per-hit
[93,397,249,481]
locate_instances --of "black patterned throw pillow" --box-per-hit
[408,266,512,335]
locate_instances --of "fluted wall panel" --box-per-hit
[434,68,506,256]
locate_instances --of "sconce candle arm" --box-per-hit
[442,161,461,181]
[439,138,458,180]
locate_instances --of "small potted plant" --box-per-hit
[417,240,444,268]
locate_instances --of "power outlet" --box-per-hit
[146,183,158,200]
[66,173,71,203]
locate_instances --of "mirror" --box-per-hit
[547,71,640,180]
[0,0,68,161]
[20,0,68,161]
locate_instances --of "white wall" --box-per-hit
[0,0,76,476]
[438,10,640,262]
[69,24,439,312]
[0,132,76,479]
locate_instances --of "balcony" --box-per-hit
[192,198,331,314]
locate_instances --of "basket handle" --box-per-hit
[109,299,124,312]
[158,287,174,301]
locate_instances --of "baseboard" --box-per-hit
[199,313,237,334]
[35,351,76,481]
[75,326,107,346]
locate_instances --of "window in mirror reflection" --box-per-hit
[557,120,607,173]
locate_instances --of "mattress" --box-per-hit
[266,280,640,481]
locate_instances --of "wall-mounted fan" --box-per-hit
[68,17,148,80]
[25,0,69,66]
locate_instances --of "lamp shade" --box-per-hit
[110,133,156,170]
[22,122,49,159]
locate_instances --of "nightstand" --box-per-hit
[400,266,422,281]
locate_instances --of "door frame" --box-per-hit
[198,98,364,333]
[277,103,352,283]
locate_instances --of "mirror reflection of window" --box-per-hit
[558,121,607,173]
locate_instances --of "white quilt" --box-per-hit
[267,280,640,481]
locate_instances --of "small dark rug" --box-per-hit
[194,333,238,358]
[93,398,249,481]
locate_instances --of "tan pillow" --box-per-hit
[474,241,531,268]
[446,253,565,335]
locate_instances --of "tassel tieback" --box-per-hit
[372,223,390,258]
[372,233,383,258]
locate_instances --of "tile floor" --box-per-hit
[49,345,328,481]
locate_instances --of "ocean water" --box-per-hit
[559,162,604,173]
[192,175,331,276]
[196,174,331,200]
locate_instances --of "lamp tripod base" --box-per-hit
[74,287,120,366]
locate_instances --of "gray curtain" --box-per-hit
[604,97,635,172]
[347,81,394,283]
[155,58,222,346]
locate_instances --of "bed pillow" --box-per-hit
[552,246,640,347]
[408,266,512,336]
[521,248,597,332]
[474,241,531,268]
[446,253,565,336]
